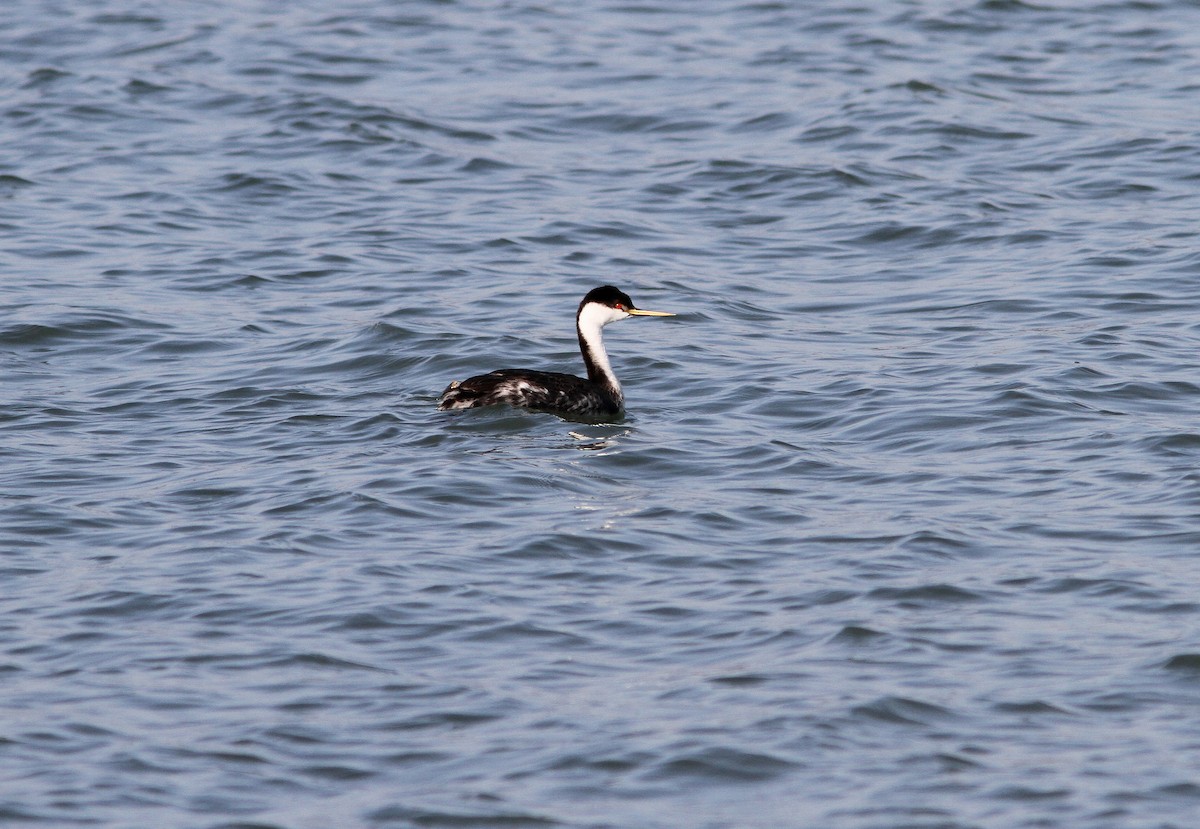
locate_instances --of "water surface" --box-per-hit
[4,1,1200,827]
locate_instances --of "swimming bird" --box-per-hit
[437,285,675,418]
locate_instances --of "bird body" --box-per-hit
[439,368,622,416]
[437,286,674,418]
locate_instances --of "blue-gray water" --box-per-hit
[4,1,1200,827]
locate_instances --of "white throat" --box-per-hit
[576,302,628,395]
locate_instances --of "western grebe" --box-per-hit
[437,285,675,417]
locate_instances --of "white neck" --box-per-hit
[576,302,627,397]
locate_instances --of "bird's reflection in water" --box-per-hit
[568,428,631,452]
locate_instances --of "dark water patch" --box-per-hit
[384,710,506,733]
[991,784,1071,802]
[708,672,772,687]
[1140,432,1200,456]
[851,696,959,727]
[831,625,890,645]
[992,700,1073,717]
[460,157,517,174]
[1033,577,1161,600]
[867,585,989,606]
[263,652,387,672]
[1162,654,1200,674]
[560,113,713,135]
[213,173,300,199]
[644,746,796,783]
[66,590,180,619]
[915,122,1035,142]
[22,66,72,87]
[367,804,558,828]
[1151,782,1200,800]
[0,174,36,195]
[729,112,796,133]
[894,529,977,558]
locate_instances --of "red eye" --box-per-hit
[615,303,625,310]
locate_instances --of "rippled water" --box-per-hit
[5,1,1200,826]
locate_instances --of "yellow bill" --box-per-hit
[627,308,675,317]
